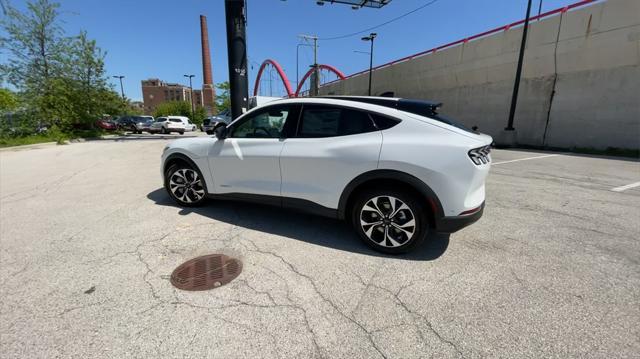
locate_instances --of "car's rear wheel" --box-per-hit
[179,131,184,135]
[161,127,168,134]
[351,189,429,254]
[164,164,207,207]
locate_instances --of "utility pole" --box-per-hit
[361,33,377,96]
[296,43,313,91]
[300,34,318,96]
[224,0,249,120]
[505,0,533,132]
[183,74,195,120]
[113,75,125,99]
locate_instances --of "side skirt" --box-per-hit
[206,193,339,219]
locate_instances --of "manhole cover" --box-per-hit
[170,254,242,291]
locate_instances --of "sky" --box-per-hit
[4,0,583,101]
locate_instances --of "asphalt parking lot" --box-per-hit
[1,134,639,358]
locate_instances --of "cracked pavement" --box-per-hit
[1,134,639,358]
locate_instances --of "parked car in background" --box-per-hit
[202,109,231,134]
[96,118,117,131]
[184,119,197,132]
[133,116,154,134]
[116,116,138,131]
[161,96,493,254]
[149,116,186,134]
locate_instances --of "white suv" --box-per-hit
[161,97,492,253]
[150,116,188,135]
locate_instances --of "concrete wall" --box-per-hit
[320,0,640,150]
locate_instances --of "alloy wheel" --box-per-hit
[360,195,416,248]
[169,168,205,203]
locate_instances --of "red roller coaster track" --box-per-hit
[294,64,346,97]
[253,59,295,98]
[253,59,346,98]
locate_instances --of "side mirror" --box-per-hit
[214,123,228,139]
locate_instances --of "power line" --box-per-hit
[318,0,441,41]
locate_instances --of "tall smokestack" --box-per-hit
[200,15,213,85]
[199,15,216,115]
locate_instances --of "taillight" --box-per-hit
[468,145,491,165]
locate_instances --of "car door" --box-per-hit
[208,104,297,197]
[280,105,383,209]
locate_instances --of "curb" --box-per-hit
[0,135,118,152]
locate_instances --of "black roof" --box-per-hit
[319,96,443,114]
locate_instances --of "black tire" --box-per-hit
[179,131,184,135]
[161,127,168,134]
[351,188,429,254]
[164,163,207,207]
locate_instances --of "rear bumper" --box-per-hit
[435,202,485,233]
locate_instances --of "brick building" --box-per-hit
[141,79,204,115]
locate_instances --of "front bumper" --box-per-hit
[435,202,485,233]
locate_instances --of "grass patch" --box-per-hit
[0,129,117,148]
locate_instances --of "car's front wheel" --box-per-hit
[164,163,207,207]
[352,189,429,254]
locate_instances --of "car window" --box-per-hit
[298,106,377,138]
[299,108,340,137]
[369,113,401,130]
[230,106,289,139]
[155,118,165,122]
[170,118,181,122]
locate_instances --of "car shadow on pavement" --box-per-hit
[147,188,450,261]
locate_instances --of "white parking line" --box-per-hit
[611,181,640,192]
[492,154,560,165]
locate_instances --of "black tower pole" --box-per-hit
[506,0,533,131]
[225,0,249,120]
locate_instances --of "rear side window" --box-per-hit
[298,106,377,138]
[369,113,400,130]
[170,118,181,122]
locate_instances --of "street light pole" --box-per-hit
[506,0,533,131]
[361,33,377,96]
[183,74,195,120]
[113,75,125,99]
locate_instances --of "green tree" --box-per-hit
[154,101,192,118]
[215,81,230,113]
[1,0,68,121]
[66,31,109,123]
[192,106,206,126]
[1,0,122,132]
[0,88,19,112]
